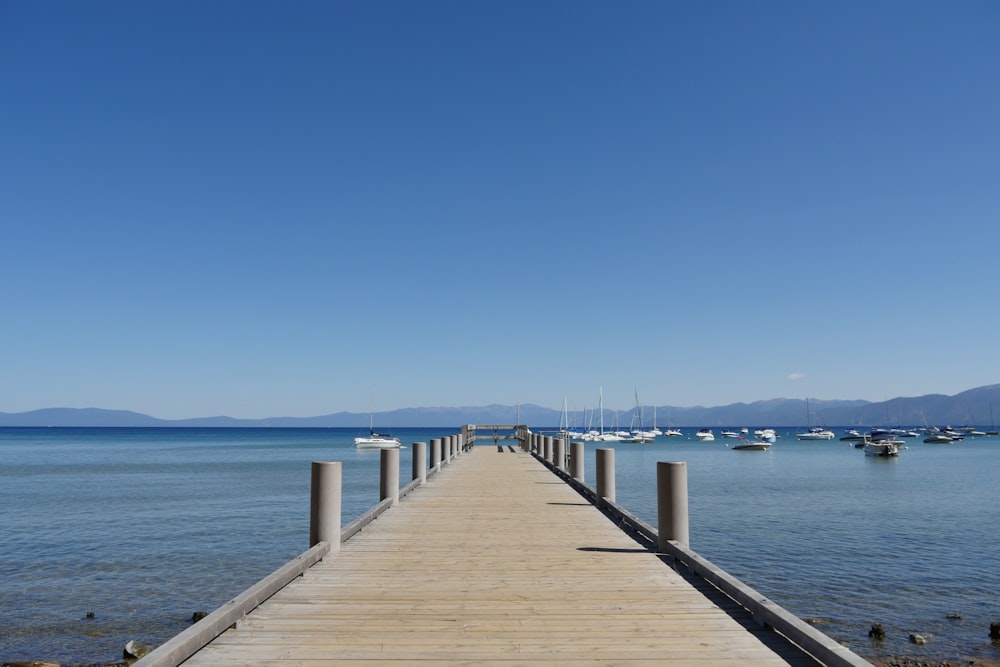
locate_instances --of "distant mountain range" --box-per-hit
[3,384,1000,429]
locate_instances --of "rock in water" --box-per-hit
[124,639,152,659]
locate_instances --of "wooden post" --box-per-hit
[430,438,441,473]
[412,441,426,484]
[570,441,585,481]
[310,461,342,552]
[657,461,689,550]
[596,448,615,503]
[381,448,400,506]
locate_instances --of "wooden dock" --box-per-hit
[175,444,835,666]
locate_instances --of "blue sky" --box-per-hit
[2,1,998,419]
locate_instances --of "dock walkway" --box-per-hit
[182,445,820,666]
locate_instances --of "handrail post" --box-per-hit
[657,461,689,550]
[430,438,441,472]
[596,448,615,503]
[380,448,400,506]
[570,441,585,481]
[412,441,427,484]
[310,461,342,553]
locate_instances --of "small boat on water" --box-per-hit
[732,440,771,451]
[864,440,899,457]
[720,430,742,439]
[755,428,777,443]
[355,390,401,449]
[797,427,835,440]
[923,434,954,444]
[696,428,715,442]
[840,429,867,441]
[863,430,903,457]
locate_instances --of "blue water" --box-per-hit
[1,427,998,664]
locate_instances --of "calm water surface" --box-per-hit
[1,427,998,664]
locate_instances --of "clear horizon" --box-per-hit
[3,2,999,419]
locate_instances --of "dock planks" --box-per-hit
[182,446,817,666]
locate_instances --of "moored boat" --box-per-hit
[864,440,899,457]
[696,428,715,442]
[732,440,771,451]
[355,389,401,449]
[797,427,835,440]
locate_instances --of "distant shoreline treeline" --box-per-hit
[2,384,999,428]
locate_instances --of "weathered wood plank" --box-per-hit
[180,446,820,666]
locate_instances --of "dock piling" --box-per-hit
[412,441,427,484]
[596,448,615,502]
[309,461,342,552]
[570,441,585,481]
[657,461,689,549]
[380,449,400,506]
[430,438,441,472]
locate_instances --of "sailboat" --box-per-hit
[595,387,622,441]
[354,390,401,449]
[796,398,835,440]
[626,389,656,442]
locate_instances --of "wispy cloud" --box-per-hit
[787,372,806,382]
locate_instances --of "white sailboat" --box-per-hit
[796,398,834,440]
[354,389,401,449]
[626,389,656,442]
[595,387,622,441]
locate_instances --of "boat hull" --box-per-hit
[733,442,770,451]
[354,437,402,449]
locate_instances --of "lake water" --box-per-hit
[1,427,998,665]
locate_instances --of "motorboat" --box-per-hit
[732,440,771,451]
[754,428,777,443]
[840,429,867,441]
[696,429,715,442]
[923,434,954,444]
[663,429,684,437]
[797,427,835,440]
[864,440,899,457]
[720,430,742,439]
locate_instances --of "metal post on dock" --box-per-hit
[412,442,426,484]
[570,441,585,482]
[555,437,566,472]
[657,461,689,549]
[310,461,342,553]
[430,438,441,473]
[381,448,400,506]
[543,436,553,463]
[596,448,615,503]
[445,436,453,464]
